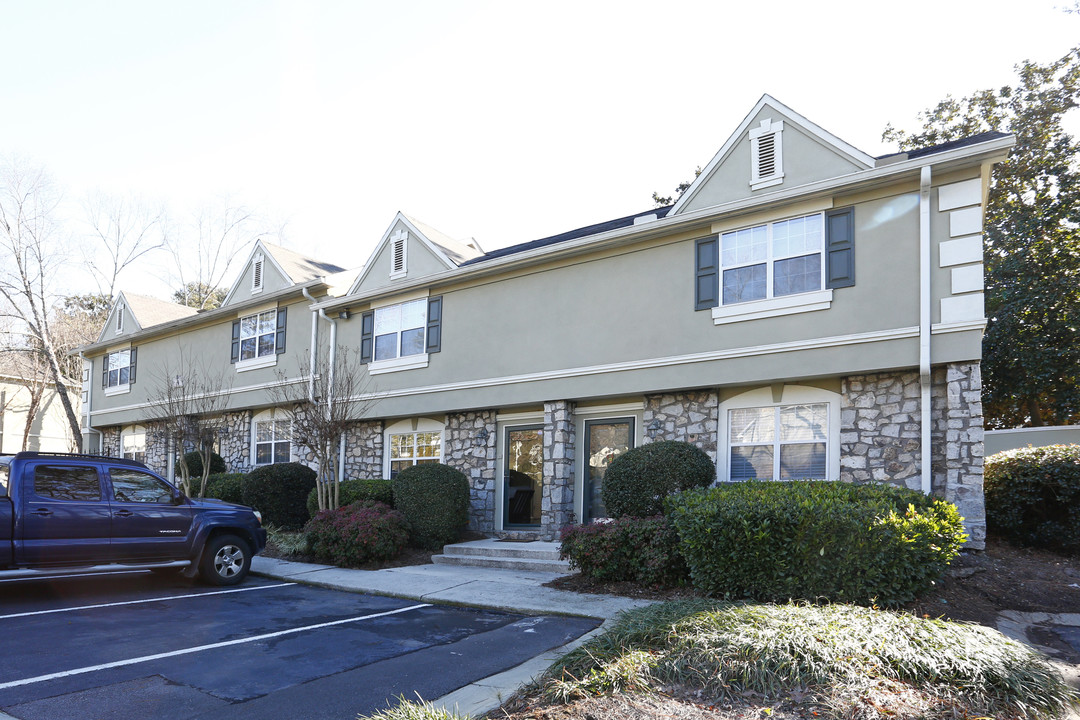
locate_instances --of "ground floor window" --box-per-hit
[253,410,292,466]
[719,386,840,482]
[121,425,146,464]
[388,431,442,477]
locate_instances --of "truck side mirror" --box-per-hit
[171,490,185,505]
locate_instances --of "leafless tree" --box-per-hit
[0,157,83,446]
[145,350,234,498]
[82,191,167,301]
[268,346,378,512]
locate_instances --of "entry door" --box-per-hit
[19,463,112,566]
[583,418,634,522]
[504,426,543,528]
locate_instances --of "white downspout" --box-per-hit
[919,166,933,495]
[78,351,102,453]
[316,302,340,488]
[301,288,320,403]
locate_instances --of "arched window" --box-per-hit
[251,409,293,466]
[383,418,443,479]
[120,424,146,464]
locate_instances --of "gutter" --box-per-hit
[919,166,932,495]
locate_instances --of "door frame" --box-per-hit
[574,402,644,524]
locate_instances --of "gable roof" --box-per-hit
[221,239,347,306]
[670,94,877,216]
[98,291,198,342]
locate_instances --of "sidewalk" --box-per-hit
[251,556,652,718]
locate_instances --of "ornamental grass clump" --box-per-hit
[985,444,1080,553]
[304,502,409,567]
[541,599,1079,719]
[667,480,966,605]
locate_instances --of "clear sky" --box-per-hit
[2,0,1078,298]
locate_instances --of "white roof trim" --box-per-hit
[221,239,292,306]
[670,94,877,216]
[347,212,460,296]
[97,291,143,343]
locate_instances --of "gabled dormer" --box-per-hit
[221,240,346,308]
[349,212,483,296]
[671,94,876,215]
[97,291,199,344]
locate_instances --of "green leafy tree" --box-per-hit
[172,281,227,310]
[883,46,1080,428]
[652,166,701,207]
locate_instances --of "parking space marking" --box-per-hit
[0,583,296,621]
[0,603,432,690]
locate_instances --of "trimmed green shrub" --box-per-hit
[601,441,715,518]
[204,472,246,504]
[667,480,967,606]
[183,450,226,478]
[392,463,470,549]
[559,517,688,588]
[304,502,410,567]
[242,462,317,530]
[985,444,1080,553]
[306,478,395,517]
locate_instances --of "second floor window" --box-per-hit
[721,213,823,304]
[240,310,278,361]
[104,349,133,388]
[374,299,426,362]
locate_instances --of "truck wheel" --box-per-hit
[199,534,251,586]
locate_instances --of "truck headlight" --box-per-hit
[253,510,263,525]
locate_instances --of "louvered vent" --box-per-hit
[116,305,124,332]
[252,257,263,290]
[392,238,406,274]
[757,133,776,178]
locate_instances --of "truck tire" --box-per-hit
[199,534,251,586]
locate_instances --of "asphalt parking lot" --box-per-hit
[0,572,599,720]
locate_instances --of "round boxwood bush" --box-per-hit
[183,450,226,478]
[392,463,470,549]
[306,478,395,517]
[601,440,715,518]
[204,472,246,504]
[241,462,318,530]
[304,502,410,567]
[667,480,967,606]
[985,445,1080,553]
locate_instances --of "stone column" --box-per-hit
[101,427,121,457]
[541,400,576,540]
[444,410,497,533]
[931,362,986,548]
[642,391,719,461]
[343,420,384,480]
[219,410,253,473]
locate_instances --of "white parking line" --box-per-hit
[0,603,432,690]
[0,583,296,621]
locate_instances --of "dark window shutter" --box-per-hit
[826,207,855,289]
[102,355,108,388]
[230,320,241,363]
[426,296,442,353]
[275,308,287,355]
[360,310,374,364]
[128,348,137,385]
[694,236,720,310]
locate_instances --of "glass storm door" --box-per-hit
[504,426,543,528]
[584,418,634,522]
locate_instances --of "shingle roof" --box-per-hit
[263,242,347,283]
[876,131,1011,161]
[460,206,673,268]
[124,293,198,329]
[403,215,483,266]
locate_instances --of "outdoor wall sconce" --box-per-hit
[474,427,490,445]
[338,310,351,320]
[646,418,663,439]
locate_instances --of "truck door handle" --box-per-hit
[114,510,134,518]
[31,508,52,517]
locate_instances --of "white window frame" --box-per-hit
[383,417,444,478]
[712,212,832,325]
[120,424,147,464]
[717,386,841,483]
[251,409,294,467]
[369,295,429,375]
[750,118,784,190]
[103,348,132,396]
[389,229,408,280]
[236,307,279,372]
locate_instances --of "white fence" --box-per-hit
[985,425,1080,456]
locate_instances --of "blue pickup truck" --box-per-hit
[0,452,267,585]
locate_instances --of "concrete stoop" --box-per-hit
[432,538,572,573]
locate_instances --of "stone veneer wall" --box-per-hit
[444,411,497,533]
[840,363,985,548]
[541,400,576,540]
[342,420,384,479]
[101,427,120,457]
[219,410,253,474]
[642,391,719,461]
[142,421,169,476]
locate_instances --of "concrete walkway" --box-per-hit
[251,556,652,718]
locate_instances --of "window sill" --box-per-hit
[103,383,130,397]
[712,289,832,325]
[750,174,784,191]
[369,353,429,375]
[236,355,278,372]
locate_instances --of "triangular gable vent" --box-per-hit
[252,253,264,293]
[390,230,408,278]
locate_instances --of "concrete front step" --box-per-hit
[431,553,571,573]
[434,539,571,572]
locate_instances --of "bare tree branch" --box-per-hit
[82,191,167,300]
